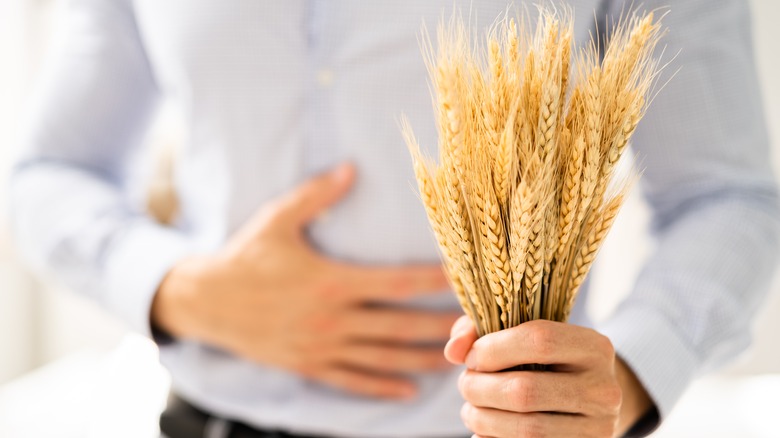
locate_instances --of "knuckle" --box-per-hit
[526,323,556,360]
[460,403,486,434]
[589,381,622,414]
[505,375,537,411]
[457,371,475,399]
[602,382,623,411]
[593,333,616,360]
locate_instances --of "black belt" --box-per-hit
[160,393,328,438]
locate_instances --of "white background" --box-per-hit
[0,1,778,436]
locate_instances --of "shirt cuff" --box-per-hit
[103,218,194,338]
[596,305,700,427]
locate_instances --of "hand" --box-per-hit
[152,163,460,399]
[445,316,654,437]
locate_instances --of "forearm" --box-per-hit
[8,0,199,335]
[599,191,780,424]
[10,163,193,335]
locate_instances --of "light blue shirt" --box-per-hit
[10,0,780,436]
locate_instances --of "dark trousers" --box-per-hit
[160,393,471,438]
[159,394,327,438]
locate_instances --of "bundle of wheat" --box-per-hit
[404,7,663,336]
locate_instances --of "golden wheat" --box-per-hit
[404,7,663,332]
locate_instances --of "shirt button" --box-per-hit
[317,69,334,87]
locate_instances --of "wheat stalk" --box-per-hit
[404,6,663,332]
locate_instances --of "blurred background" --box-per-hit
[0,1,778,437]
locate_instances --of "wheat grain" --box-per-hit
[565,192,625,310]
[404,6,662,333]
[558,132,584,255]
[508,179,534,324]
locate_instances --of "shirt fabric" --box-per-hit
[10,0,780,437]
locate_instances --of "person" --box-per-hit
[10,0,778,437]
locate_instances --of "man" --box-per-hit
[11,1,779,437]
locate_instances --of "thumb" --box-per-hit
[444,316,479,365]
[274,163,356,228]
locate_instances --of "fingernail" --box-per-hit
[465,349,477,369]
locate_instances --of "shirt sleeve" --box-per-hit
[9,0,193,337]
[595,0,780,429]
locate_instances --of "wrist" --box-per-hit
[150,256,212,340]
[614,356,655,436]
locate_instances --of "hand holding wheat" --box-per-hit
[404,7,663,336]
[407,6,664,436]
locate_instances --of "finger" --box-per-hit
[330,343,451,374]
[458,369,591,414]
[340,308,460,344]
[307,365,417,400]
[338,264,450,301]
[450,314,474,338]
[461,404,603,438]
[272,163,356,228]
[444,316,478,364]
[465,320,615,372]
